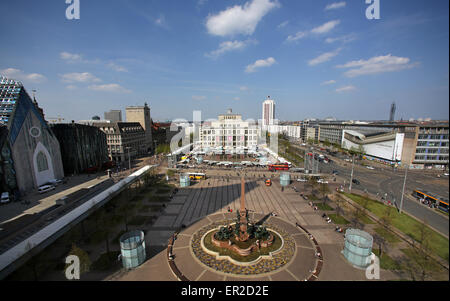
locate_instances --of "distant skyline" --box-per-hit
[0,0,448,122]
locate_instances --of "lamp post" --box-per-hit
[399,165,408,214]
[126,147,131,170]
[349,154,355,192]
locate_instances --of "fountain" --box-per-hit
[208,178,275,257]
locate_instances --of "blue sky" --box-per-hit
[0,0,448,122]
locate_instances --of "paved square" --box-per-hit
[113,174,381,281]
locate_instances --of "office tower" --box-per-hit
[104,110,122,123]
[262,97,275,126]
[126,103,153,153]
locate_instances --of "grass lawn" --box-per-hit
[328,214,350,225]
[358,214,375,224]
[314,203,334,211]
[372,248,402,271]
[374,227,401,243]
[343,193,449,262]
[400,248,443,272]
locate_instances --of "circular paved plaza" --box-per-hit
[169,212,322,280]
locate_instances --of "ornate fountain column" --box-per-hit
[238,177,249,241]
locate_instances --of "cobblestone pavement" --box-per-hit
[190,219,296,276]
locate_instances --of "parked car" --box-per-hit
[302,195,309,200]
[48,179,63,186]
[1,192,10,204]
[366,166,375,170]
[332,170,339,175]
[317,179,329,184]
[38,185,55,194]
[352,179,360,185]
[296,178,307,182]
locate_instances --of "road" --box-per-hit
[291,143,449,237]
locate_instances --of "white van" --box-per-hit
[1,192,10,204]
[38,185,55,194]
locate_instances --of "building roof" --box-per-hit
[88,121,144,134]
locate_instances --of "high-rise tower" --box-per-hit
[262,97,275,127]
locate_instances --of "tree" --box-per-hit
[66,243,91,276]
[96,210,115,259]
[405,220,433,281]
[372,233,386,257]
[156,144,170,155]
[361,195,370,218]
[335,198,343,217]
[319,183,330,204]
[307,177,317,195]
[119,202,136,233]
[350,207,364,229]
[380,205,394,231]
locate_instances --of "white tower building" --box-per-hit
[262,97,275,127]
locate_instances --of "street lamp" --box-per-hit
[399,165,408,214]
[349,154,355,192]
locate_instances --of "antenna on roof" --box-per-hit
[32,89,37,101]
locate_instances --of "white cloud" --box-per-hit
[325,33,356,44]
[311,20,340,34]
[108,62,128,72]
[337,54,418,77]
[61,72,101,83]
[192,95,206,101]
[245,57,276,73]
[286,20,340,42]
[325,2,346,10]
[26,73,47,83]
[206,0,280,37]
[234,97,240,101]
[240,86,249,91]
[336,85,355,93]
[66,85,77,90]
[286,31,307,42]
[88,84,131,93]
[321,80,336,85]
[60,51,82,61]
[0,68,46,83]
[206,40,257,58]
[278,20,289,28]
[308,48,342,66]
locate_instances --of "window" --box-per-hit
[37,151,49,172]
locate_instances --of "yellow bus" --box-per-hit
[188,173,206,180]
[412,189,449,212]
